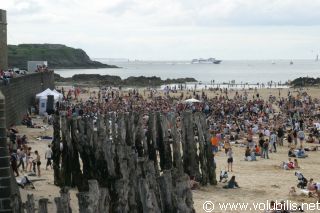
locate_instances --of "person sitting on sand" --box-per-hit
[307,178,316,192]
[223,176,239,189]
[288,147,296,157]
[254,145,261,156]
[245,146,251,158]
[250,150,257,161]
[306,135,315,143]
[281,158,294,170]
[289,186,297,196]
[287,158,295,169]
[296,148,308,158]
[293,159,300,169]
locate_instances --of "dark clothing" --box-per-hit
[46,158,52,167]
[288,150,296,157]
[223,180,239,189]
[259,139,265,147]
[277,128,284,138]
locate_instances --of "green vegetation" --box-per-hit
[8,44,118,69]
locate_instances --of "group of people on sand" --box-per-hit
[8,123,53,178]
[53,85,320,197]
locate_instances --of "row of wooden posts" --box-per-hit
[13,111,217,212]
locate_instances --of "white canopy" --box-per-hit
[36,88,63,115]
[36,88,63,100]
[184,98,201,103]
[52,89,63,99]
[36,88,53,99]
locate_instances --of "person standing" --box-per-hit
[10,152,19,177]
[277,126,284,146]
[227,148,233,172]
[262,139,269,159]
[258,133,265,156]
[297,129,305,148]
[270,130,277,153]
[293,130,298,147]
[34,150,41,177]
[287,130,293,148]
[45,145,53,170]
[16,148,25,172]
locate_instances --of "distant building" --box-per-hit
[28,61,48,72]
[0,9,7,70]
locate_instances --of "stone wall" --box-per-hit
[0,71,55,126]
[0,9,8,70]
[0,91,11,213]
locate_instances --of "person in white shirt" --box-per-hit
[45,144,53,170]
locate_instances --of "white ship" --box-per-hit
[191,58,222,64]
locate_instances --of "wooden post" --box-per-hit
[198,113,217,185]
[181,112,200,179]
[194,113,208,185]
[54,187,71,213]
[56,112,197,213]
[52,111,62,186]
[25,194,35,213]
[38,198,48,213]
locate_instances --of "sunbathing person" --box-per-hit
[304,146,317,151]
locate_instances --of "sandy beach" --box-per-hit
[16,87,320,213]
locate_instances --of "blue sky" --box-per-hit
[2,0,320,60]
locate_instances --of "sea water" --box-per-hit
[55,59,320,85]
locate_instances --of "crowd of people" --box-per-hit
[7,84,320,211]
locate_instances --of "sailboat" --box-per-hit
[290,60,293,65]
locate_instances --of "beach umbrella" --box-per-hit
[184,98,201,103]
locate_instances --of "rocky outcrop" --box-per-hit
[8,44,118,69]
[55,73,197,87]
[290,77,320,87]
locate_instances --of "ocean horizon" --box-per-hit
[55,59,320,85]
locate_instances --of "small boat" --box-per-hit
[191,58,222,64]
[290,60,293,65]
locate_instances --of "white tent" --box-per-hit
[36,88,63,115]
[52,89,63,100]
[35,88,52,99]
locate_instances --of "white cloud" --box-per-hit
[2,0,320,59]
